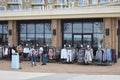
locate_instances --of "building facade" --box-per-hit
[0,0,120,57]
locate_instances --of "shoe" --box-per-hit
[41,64,46,65]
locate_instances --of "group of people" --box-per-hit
[16,44,48,66]
[0,43,117,67]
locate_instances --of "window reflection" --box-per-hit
[45,34,51,46]
[64,34,72,46]
[93,34,103,48]
[3,24,8,34]
[83,22,92,33]
[45,23,51,33]
[36,24,44,33]
[27,24,35,33]
[36,34,44,45]
[27,34,35,38]
[64,23,72,33]
[94,22,103,33]
[20,24,27,33]
[63,20,103,49]
[73,23,82,33]
[19,22,51,46]
[20,34,26,39]
[36,34,43,39]
[0,23,8,45]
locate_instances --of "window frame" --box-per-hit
[0,6,6,11]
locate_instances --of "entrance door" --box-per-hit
[73,34,92,48]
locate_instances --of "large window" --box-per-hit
[19,22,51,47]
[62,19,103,49]
[0,24,8,35]
[0,23,8,45]
[63,23,72,46]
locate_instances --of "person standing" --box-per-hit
[30,46,37,66]
[16,44,23,62]
[39,45,43,62]
[41,44,47,65]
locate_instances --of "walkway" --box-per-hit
[0,70,120,80]
[0,59,120,80]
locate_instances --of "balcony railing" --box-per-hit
[7,0,22,4]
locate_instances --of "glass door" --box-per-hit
[73,34,92,48]
[83,34,92,48]
[73,34,82,47]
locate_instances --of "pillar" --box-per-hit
[104,18,118,55]
[8,20,18,47]
[51,19,62,48]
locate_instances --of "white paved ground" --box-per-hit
[0,70,120,80]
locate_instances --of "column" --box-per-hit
[51,19,62,48]
[104,18,118,55]
[8,20,18,47]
